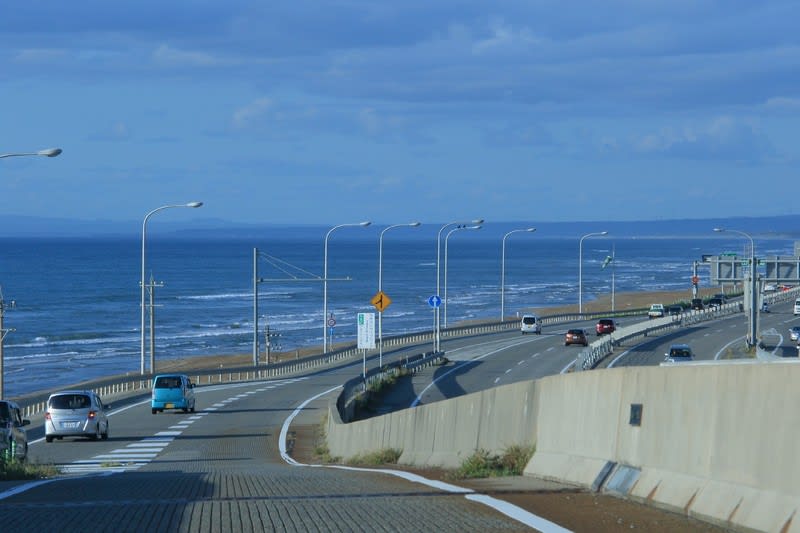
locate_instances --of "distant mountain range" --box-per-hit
[1,214,800,240]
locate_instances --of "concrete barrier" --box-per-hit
[326,362,800,532]
[327,379,539,468]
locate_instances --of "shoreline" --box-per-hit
[11,286,725,401]
[157,287,718,374]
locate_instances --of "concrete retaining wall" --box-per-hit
[327,379,539,468]
[326,362,800,532]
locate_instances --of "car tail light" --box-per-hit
[87,410,96,420]
[44,412,51,420]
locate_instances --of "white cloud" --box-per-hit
[472,19,541,55]
[152,44,228,68]
[231,97,272,129]
[13,48,65,63]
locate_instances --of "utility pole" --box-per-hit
[145,275,164,375]
[0,291,16,400]
[264,324,280,365]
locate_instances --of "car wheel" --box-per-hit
[91,424,101,441]
[190,403,195,413]
[102,423,109,441]
[182,407,189,413]
[152,408,157,414]
[45,435,53,443]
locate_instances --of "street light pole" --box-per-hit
[0,146,62,399]
[578,231,608,314]
[435,219,483,352]
[140,202,203,375]
[323,221,371,353]
[444,225,481,329]
[714,227,757,346]
[378,222,421,368]
[501,228,536,321]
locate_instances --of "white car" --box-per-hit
[790,326,800,342]
[45,390,110,442]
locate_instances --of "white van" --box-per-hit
[794,298,800,316]
[520,314,542,334]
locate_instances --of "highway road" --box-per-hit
[398,298,800,408]
[5,350,558,531]
[3,298,798,532]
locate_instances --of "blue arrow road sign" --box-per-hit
[428,295,442,308]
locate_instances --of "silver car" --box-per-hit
[790,326,800,342]
[0,400,30,461]
[45,390,110,442]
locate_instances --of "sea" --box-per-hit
[1,224,797,398]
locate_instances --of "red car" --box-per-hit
[564,328,589,346]
[595,318,616,336]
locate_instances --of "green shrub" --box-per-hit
[450,445,535,479]
[0,459,59,481]
[346,448,402,466]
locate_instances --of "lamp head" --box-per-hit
[472,218,485,224]
[600,231,608,236]
[38,148,62,157]
[359,221,372,227]
[713,228,724,233]
[409,221,422,227]
[526,228,536,233]
[186,202,203,208]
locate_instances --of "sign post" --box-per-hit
[357,312,375,378]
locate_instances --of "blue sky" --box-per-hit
[2,1,798,226]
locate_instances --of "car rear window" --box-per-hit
[49,394,91,410]
[599,320,613,325]
[568,329,584,335]
[155,376,182,388]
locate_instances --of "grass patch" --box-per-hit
[312,413,342,464]
[0,459,59,481]
[346,448,402,466]
[448,445,535,480]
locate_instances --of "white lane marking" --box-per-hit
[715,336,745,360]
[24,377,308,480]
[279,386,571,532]
[411,343,523,407]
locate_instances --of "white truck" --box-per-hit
[648,303,666,319]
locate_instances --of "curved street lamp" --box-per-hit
[444,225,481,329]
[0,146,62,399]
[0,148,62,159]
[501,228,536,321]
[140,202,203,375]
[377,222,421,367]
[713,227,757,346]
[578,231,608,314]
[435,219,483,352]
[323,221,371,353]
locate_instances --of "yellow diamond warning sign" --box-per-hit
[371,291,392,312]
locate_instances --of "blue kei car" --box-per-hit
[151,374,196,414]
